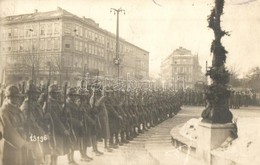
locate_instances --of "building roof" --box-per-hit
[172,47,192,55]
[0,7,149,54]
[0,7,99,27]
[161,47,194,64]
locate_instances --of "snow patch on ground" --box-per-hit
[179,117,260,164]
[213,117,260,165]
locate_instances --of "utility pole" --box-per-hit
[29,29,35,84]
[110,7,125,83]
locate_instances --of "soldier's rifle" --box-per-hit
[80,79,88,134]
[92,70,100,109]
[0,84,5,106]
[62,81,77,145]
[44,64,57,152]
[25,74,33,162]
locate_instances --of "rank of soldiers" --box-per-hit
[0,80,182,165]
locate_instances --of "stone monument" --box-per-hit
[197,0,237,164]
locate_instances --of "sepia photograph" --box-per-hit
[0,0,260,164]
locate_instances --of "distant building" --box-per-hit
[0,7,149,85]
[160,47,204,90]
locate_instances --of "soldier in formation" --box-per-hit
[182,89,205,106]
[229,90,256,109]
[0,80,183,165]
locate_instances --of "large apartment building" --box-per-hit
[0,7,149,85]
[160,47,204,90]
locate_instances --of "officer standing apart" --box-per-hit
[0,85,32,165]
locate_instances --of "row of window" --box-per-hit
[173,67,193,74]
[1,23,60,40]
[173,58,193,64]
[63,23,134,54]
[64,23,105,45]
[2,26,142,56]
[62,55,105,72]
[1,38,60,52]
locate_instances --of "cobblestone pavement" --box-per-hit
[57,106,260,165]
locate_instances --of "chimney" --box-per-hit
[34,9,38,13]
[57,7,62,11]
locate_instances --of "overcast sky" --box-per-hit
[1,0,260,78]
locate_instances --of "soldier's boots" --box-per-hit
[126,131,133,141]
[115,134,123,146]
[80,155,92,162]
[142,123,149,131]
[93,149,104,156]
[121,132,129,144]
[109,143,119,149]
[130,129,138,138]
[105,146,113,152]
[68,152,78,165]
[146,122,151,129]
[109,138,119,149]
[138,127,144,134]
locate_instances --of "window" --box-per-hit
[79,27,83,36]
[79,42,82,51]
[75,26,79,36]
[13,28,18,38]
[25,26,31,37]
[40,39,45,50]
[94,46,97,55]
[95,33,98,41]
[54,38,60,49]
[85,29,88,38]
[19,26,24,38]
[85,43,88,53]
[32,24,38,36]
[64,23,71,34]
[19,42,23,51]
[12,41,18,51]
[88,44,91,53]
[40,25,45,36]
[47,39,52,50]
[8,29,12,38]
[65,44,70,48]
[32,40,38,50]
[75,40,78,50]
[180,67,183,73]
[47,24,52,35]
[54,23,59,34]
[91,45,94,54]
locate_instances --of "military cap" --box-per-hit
[48,84,61,93]
[104,86,113,93]
[26,84,41,94]
[78,88,89,95]
[5,85,24,97]
[67,87,79,95]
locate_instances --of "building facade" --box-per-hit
[160,47,204,90]
[0,7,149,85]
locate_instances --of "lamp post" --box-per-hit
[110,7,125,83]
[28,29,36,84]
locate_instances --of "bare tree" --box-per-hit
[228,64,241,87]
[244,66,260,92]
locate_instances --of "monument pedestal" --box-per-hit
[196,121,236,165]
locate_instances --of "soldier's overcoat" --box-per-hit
[0,101,27,165]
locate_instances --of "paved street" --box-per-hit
[57,105,260,165]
